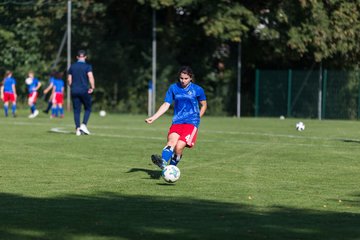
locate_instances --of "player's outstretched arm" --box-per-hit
[145,102,170,124]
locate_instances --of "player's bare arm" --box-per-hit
[199,100,207,118]
[43,83,53,94]
[145,102,170,124]
[87,72,95,93]
[67,74,72,86]
[36,82,42,91]
[12,84,17,99]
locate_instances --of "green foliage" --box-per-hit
[197,2,258,42]
[2,1,360,116]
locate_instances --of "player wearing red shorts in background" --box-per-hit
[26,71,42,119]
[51,72,65,118]
[0,70,17,117]
[145,66,207,169]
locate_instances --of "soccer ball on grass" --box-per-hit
[162,165,181,183]
[296,122,305,131]
[99,110,106,117]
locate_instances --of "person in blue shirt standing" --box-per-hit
[68,50,95,136]
[51,72,65,118]
[42,71,56,114]
[0,70,17,117]
[145,66,207,169]
[26,71,42,119]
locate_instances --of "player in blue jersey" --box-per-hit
[0,71,17,117]
[51,72,65,118]
[68,50,95,136]
[26,71,42,118]
[43,72,55,114]
[145,66,207,169]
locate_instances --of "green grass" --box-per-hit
[1,111,360,240]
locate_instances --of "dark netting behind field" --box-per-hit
[255,69,360,119]
[324,70,360,119]
[290,70,319,118]
[255,70,288,117]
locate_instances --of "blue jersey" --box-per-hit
[49,77,55,85]
[164,82,206,128]
[68,60,92,94]
[3,77,16,93]
[28,78,39,93]
[53,78,64,93]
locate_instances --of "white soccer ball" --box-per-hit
[296,122,305,131]
[162,165,181,183]
[25,77,33,85]
[99,110,106,117]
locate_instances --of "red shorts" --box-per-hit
[3,92,15,102]
[53,92,63,104]
[28,92,38,104]
[168,124,198,148]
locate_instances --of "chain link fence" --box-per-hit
[255,69,360,119]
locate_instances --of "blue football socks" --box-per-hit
[4,105,8,116]
[11,104,16,116]
[31,104,35,114]
[170,154,182,166]
[162,145,174,164]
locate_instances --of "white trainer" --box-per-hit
[33,109,39,117]
[76,128,81,136]
[80,123,90,135]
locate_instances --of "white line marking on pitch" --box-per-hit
[9,121,360,145]
[49,127,342,148]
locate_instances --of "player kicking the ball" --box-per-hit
[145,66,207,169]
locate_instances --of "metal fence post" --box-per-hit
[322,69,327,119]
[318,62,323,120]
[255,69,260,117]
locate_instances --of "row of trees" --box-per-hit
[1,0,360,115]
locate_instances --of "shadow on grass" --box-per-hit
[339,138,360,144]
[0,193,360,240]
[127,168,162,179]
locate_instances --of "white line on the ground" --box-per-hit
[48,127,342,147]
[7,121,360,146]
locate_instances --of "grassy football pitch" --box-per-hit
[1,111,360,240]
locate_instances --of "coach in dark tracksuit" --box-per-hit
[68,50,95,136]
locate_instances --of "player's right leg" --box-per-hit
[151,155,167,170]
[151,132,179,169]
[80,93,92,135]
[72,94,82,136]
[3,102,9,117]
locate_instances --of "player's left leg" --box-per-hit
[151,132,180,169]
[11,101,16,117]
[170,141,186,166]
[170,124,198,166]
[162,132,180,162]
[82,93,92,125]
[58,103,64,118]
